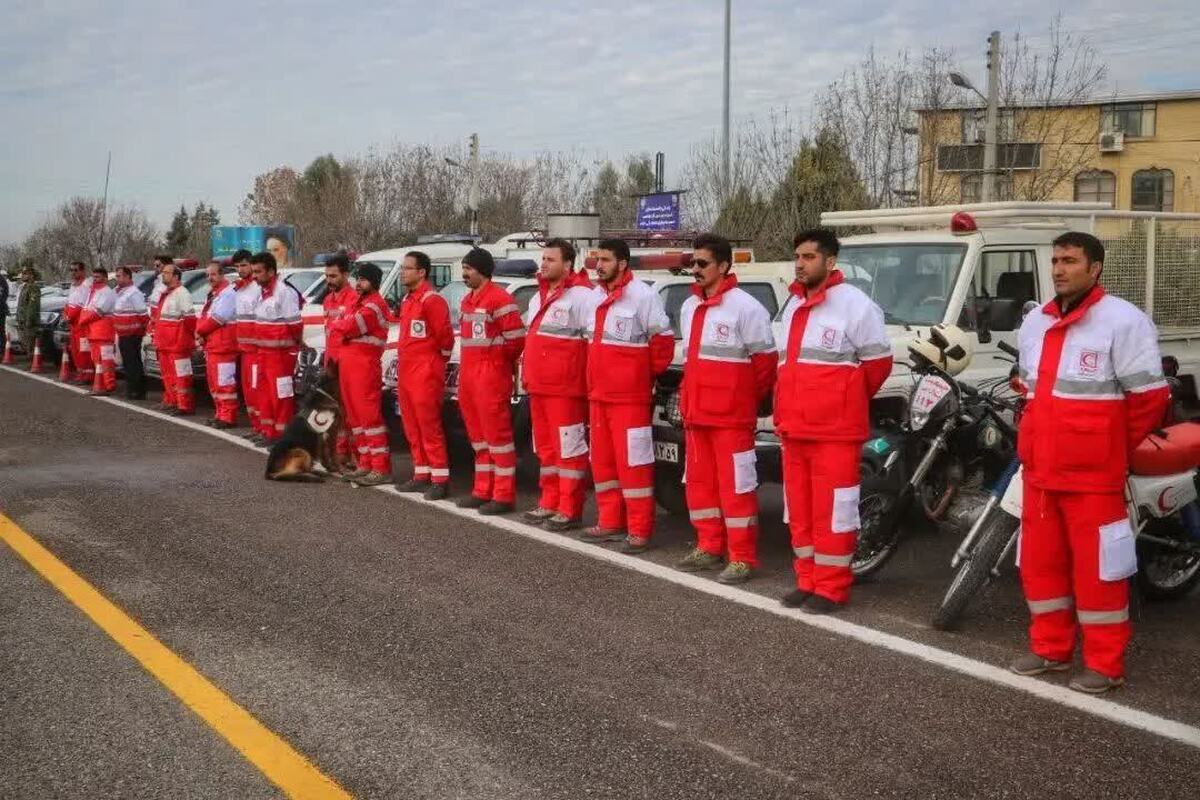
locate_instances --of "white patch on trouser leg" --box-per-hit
[275,375,294,399]
[626,426,654,467]
[732,449,757,494]
[831,485,861,533]
[1098,518,1137,581]
[174,358,193,377]
[559,422,588,458]
[217,361,237,385]
[100,344,115,360]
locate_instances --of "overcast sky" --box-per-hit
[3,0,1197,242]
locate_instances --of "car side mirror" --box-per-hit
[974,298,992,344]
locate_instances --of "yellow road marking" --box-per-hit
[0,512,352,799]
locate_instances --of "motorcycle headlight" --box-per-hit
[909,405,931,432]
[665,388,683,428]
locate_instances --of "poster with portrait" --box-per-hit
[211,225,298,269]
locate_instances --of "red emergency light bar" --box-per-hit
[582,251,694,272]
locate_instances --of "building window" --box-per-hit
[1100,103,1156,137]
[960,174,1014,203]
[1131,169,1174,211]
[938,143,1040,172]
[961,109,1016,144]
[1074,170,1116,207]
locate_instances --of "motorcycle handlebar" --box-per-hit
[997,341,1019,359]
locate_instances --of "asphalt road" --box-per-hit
[2,366,1199,799]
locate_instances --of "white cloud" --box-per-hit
[2,0,1197,242]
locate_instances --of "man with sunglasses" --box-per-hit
[63,261,95,385]
[675,234,777,584]
[775,228,892,613]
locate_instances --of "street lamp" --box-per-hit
[444,133,480,237]
[948,32,1001,202]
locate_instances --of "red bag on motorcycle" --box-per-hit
[1130,422,1200,476]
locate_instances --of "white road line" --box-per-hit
[5,363,1200,751]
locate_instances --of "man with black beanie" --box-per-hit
[455,248,526,514]
[327,261,392,486]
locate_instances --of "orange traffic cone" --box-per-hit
[29,339,44,372]
[59,350,71,381]
[1,338,12,365]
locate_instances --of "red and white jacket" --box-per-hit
[77,280,117,341]
[1017,286,1169,493]
[112,285,149,338]
[522,269,594,399]
[399,280,454,376]
[774,270,893,442]
[329,290,390,358]
[585,269,674,404]
[459,280,526,376]
[235,277,261,353]
[152,285,196,353]
[253,276,303,354]
[680,274,777,428]
[65,278,90,332]
[322,283,358,362]
[196,280,239,355]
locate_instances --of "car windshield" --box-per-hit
[793,243,968,327]
[285,270,322,296]
[440,280,512,327]
[659,281,780,339]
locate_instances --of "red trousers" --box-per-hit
[70,329,94,383]
[782,438,861,604]
[206,351,239,424]
[240,352,262,433]
[531,393,589,518]
[590,401,655,539]
[258,350,297,441]
[339,350,390,474]
[88,338,116,394]
[1019,485,1132,679]
[686,426,760,567]
[398,365,449,484]
[459,368,516,503]
[158,349,195,413]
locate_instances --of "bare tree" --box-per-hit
[15,198,160,280]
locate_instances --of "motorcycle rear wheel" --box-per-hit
[1137,524,1200,601]
[932,511,1019,631]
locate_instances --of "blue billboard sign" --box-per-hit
[635,192,681,231]
[211,225,298,269]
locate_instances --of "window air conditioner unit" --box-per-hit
[1099,131,1124,153]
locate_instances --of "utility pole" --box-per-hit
[721,0,732,203]
[97,151,112,264]
[468,133,480,238]
[982,31,1001,202]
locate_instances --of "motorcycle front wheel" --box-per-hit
[852,476,904,577]
[932,510,1019,631]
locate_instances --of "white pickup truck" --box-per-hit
[651,201,1200,511]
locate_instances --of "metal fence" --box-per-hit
[1093,217,1200,331]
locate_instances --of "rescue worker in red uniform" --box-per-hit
[455,248,526,514]
[153,262,198,415]
[231,250,265,444]
[776,229,892,613]
[195,261,240,428]
[1010,231,1169,693]
[584,238,674,553]
[320,254,359,472]
[76,266,118,396]
[63,261,94,385]
[521,238,594,531]
[250,251,303,443]
[395,250,455,500]
[328,262,392,486]
[676,234,777,584]
[112,266,149,400]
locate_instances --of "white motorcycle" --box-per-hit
[933,420,1200,630]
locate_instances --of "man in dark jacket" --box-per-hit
[0,269,10,354]
[15,264,41,357]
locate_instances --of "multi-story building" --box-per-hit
[916,89,1199,212]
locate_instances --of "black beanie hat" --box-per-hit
[357,262,383,290]
[462,247,495,278]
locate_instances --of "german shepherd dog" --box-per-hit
[264,363,345,482]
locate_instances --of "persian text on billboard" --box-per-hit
[636,193,680,231]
